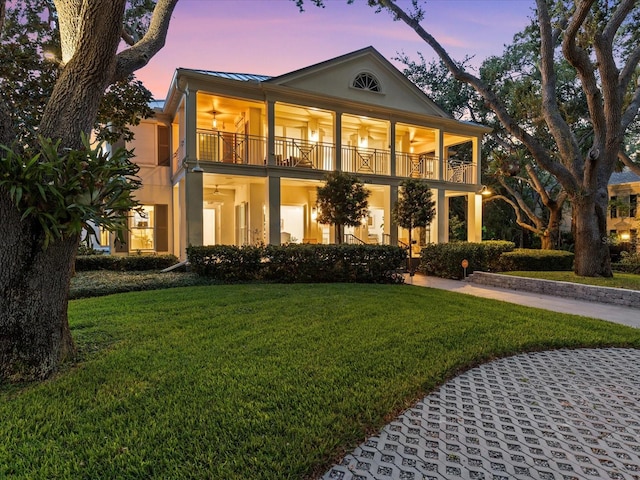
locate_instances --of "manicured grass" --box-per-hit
[504,271,640,291]
[2,284,639,479]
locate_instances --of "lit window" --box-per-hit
[352,72,381,92]
[130,205,155,251]
[99,228,110,248]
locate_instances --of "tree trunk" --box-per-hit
[335,224,343,244]
[572,195,612,277]
[540,202,563,250]
[0,190,78,381]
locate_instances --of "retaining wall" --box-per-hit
[467,272,640,309]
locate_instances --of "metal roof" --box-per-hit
[187,70,272,82]
[149,99,165,110]
[609,167,640,185]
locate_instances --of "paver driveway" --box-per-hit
[322,348,640,480]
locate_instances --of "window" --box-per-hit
[157,125,170,166]
[352,72,381,92]
[630,194,637,218]
[99,228,110,248]
[130,205,156,251]
[610,196,617,218]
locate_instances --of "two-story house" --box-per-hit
[110,47,490,259]
[608,167,640,252]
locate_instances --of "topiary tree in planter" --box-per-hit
[316,171,370,244]
[392,179,436,271]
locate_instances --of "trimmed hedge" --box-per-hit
[418,241,515,279]
[499,248,574,272]
[187,244,406,284]
[613,252,640,274]
[75,254,179,272]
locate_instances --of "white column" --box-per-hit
[184,89,203,247]
[390,121,396,177]
[390,183,398,245]
[335,111,342,171]
[436,189,449,243]
[436,129,444,181]
[473,136,481,185]
[267,100,276,166]
[467,193,483,242]
[267,175,281,245]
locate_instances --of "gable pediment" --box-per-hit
[267,47,449,119]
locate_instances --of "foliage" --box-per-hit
[187,244,406,284]
[0,135,140,249]
[392,178,435,253]
[499,248,575,272]
[419,241,515,279]
[2,284,639,478]
[0,0,153,146]
[316,171,370,243]
[75,254,178,272]
[380,0,640,275]
[613,251,640,275]
[69,271,214,299]
[186,245,264,281]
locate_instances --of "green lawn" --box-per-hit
[2,283,639,479]
[504,271,640,291]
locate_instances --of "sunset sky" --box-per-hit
[135,0,536,99]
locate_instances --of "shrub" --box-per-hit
[418,241,515,279]
[613,251,640,274]
[499,248,574,271]
[75,254,178,272]
[187,244,406,284]
[187,245,263,282]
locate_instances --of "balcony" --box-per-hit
[396,153,437,180]
[274,137,334,170]
[188,132,476,185]
[197,131,266,166]
[342,146,390,176]
[446,159,475,184]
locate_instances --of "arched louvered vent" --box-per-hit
[352,72,381,92]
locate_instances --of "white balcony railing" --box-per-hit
[197,131,266,166]
[396,152,437,180]
[446,159,475,184]
[274,137,334,170]
[342,146,390,176]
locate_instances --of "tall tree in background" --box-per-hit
[0,0,178,381]
[316,171,370,244]
[397,24,577,249]
[379,0,640,276]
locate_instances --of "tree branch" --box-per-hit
[0,0,6,35]
[114,0,178,82]
[377,0,578,193]
[537,0,584,182]
[497,175,543,230]
[619,149,640,176]
[619,43,640,92]
[621,82,640,132]
[484,195,540,234]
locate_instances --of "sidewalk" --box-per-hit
[405,273,640,328]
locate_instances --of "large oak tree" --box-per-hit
[377,0,640,276]
[0,0,178,381]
